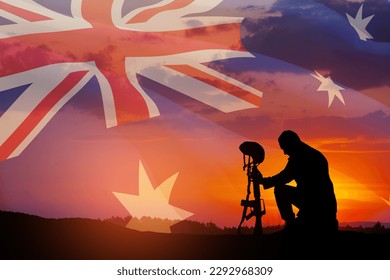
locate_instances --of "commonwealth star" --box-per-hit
[113,161,193,233]
[311,71,346,107]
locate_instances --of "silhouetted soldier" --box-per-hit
[261,130,338,233]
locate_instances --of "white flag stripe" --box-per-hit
[189,63,262,98]
[0,66,71,146]
[126,50,261,112]
[126,49,257,71]
[119,0,242,31]
[0,0,90,39]
[91,67,119,128]
[141,64,257,112]
[0,9,31,24]
[0,62,94,151]
[126,70,161,120]
[9,71,94,159]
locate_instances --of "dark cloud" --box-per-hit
[316,0,390,42]
[83,45,117,69]
[215,111,280,140]
[0,42,55,76]
[284,110,390,140]
[240,0,390,94]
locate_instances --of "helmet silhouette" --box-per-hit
[239,141,265,164]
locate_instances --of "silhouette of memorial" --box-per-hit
[237,141,266,236]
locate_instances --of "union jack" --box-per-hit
[0,0,262,160]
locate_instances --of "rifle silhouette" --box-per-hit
[238,141,266,236]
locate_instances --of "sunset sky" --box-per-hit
[0,0,389,229]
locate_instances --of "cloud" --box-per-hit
[316,0,390,41]
[284,110,390,142]
[204,0,281,19]
[83,45,117,69]
[240,0,390,94]
[0,41,53,76]
[215,112,280,140]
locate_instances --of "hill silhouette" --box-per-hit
[1,211,389,260]
[103,215,283,235]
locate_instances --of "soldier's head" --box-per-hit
[278,130,302,156]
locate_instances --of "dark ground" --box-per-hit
[1,211,389,260]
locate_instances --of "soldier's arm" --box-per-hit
[261,161,294,189]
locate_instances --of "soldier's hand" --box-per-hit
[250,170,263,183]
[261,177,274,189]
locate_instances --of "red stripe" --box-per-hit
[0,71,88,160]
[167,64,261,106]
[0,2,52,22]
[127,0,194,24]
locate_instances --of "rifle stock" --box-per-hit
[237,160,266,235]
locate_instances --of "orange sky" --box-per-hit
[1,87,389,228]
[1,0,389,230]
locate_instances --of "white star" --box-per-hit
[113,161,193,233]
[311,71,346,107]
[346,4,374,41]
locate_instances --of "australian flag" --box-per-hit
[0,0,389,227]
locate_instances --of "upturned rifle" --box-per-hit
[237,141,266,236]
